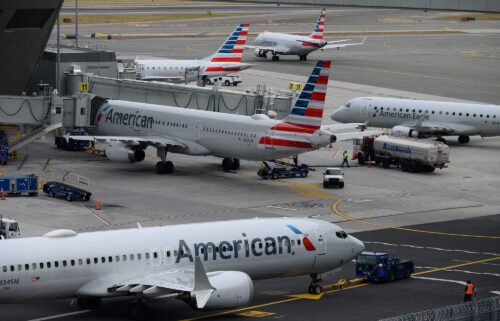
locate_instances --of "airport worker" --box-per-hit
[341,150,350,168]
[464,280,474,302]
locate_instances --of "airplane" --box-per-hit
[136,24,252,83]
[246,8,366,61]
[0,218,365,319]
[331,97,500,144]
[70,60,379,174]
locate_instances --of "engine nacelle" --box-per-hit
[104,142,145,163]
[330,135,337,143]
[196,271,254,310]
[392,125,419,138]
[254,49,266,58]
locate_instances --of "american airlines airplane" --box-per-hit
[71,61,377,174]
[332,97,500,144]
[0,218,365,319]
[246,8,366,61]
[136,24,252,83]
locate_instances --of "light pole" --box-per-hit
[75,0,79,47]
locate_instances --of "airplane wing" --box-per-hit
[245,45,289,55]
[321,123,368,131]
[399,121,476,135]
[68,135,186,149]
[331,130,384,142]
[322,36,367,50]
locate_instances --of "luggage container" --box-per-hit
[0,175,39,196]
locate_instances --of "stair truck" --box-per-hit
[353,135,449,173]
[356,251,414,283]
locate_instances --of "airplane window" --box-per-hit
[487,115,490,118]
[32,263,36,270]
[393,108,396,111]
[40,262,44,269]
[10,265,14,272]
[78,259,83,265]
[94,258,98,264]
[108,256,113,263]
[380,107,384,111]
[291,240,295,246]
[459,113,462,116]
[115,256,120,262]
[164,67,166,70]
[86,258,91,265]
[200,248,205,254]
[480,114,483,118]
[70,260,75,266]
[166,251,171,257]
[446,112,449,115]
[2,266,6,272]
[425,110,428,113]
[17,265,22,271]
[25,264,29,271]
[473,114,476,117]
[48,262,52,268]
[173,251,177,257]
[130,254,135,260]
[63,260,67,267]
[101,257,105,263]
[54,261,59,268]
[399,108,403,112]
[412,109,415,113]
[432,111,435,114]
[152,67,155,70]
[123,255,127,261]
[494,115,497,118]
[298,239,301,245]
[466,113,469,117]
[419,110,422,113]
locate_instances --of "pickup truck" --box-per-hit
[206,75,242,86]
[43,181,92,202]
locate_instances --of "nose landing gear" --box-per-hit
[308,273,322,294]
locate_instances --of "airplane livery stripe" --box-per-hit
[270,122,320,134]
[258,137,313,149]
[304,107,323,118]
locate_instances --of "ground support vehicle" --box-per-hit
[258,160,311,179]
[353,135,449,173]
[43,181,92,202]
[356,251,414,282]
[206,75,242,86]
[323,168,345,188]
[0,216,21,239]
[0,175,38,196]
[55,130,91,151]
[0,131,8,165]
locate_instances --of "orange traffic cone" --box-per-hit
[352,151,356,160]
[95,198,101,210]
[368,155,372,168]
[38,179,44,190]
[1,189,5,200]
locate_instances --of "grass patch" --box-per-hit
[63,0,229,6]
[59,12,251,24]
[438,13,500,20]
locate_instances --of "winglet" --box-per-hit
[193,257,215,309]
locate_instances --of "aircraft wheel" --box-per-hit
[308,284,322,294]
[155,161,166,175]
[165,161,174,174]
[127,302,150,321]
[231,158,240,170]
[458,135,470,144]
[408,160,417,173]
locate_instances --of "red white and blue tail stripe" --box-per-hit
[209,23,249,64]
[309,8,326,40]
[279,60,331,132]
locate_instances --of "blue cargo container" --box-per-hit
[0,130,8,165]
[0,175,38,196]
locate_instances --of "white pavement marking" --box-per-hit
[364,241,500,256]
[266,205,298,211]
[415,266,500,278]
[452,259,500,267]
[28,310,91,321]
[491,291,500,295]
[412,276,466,286]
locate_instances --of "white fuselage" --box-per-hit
[136,59,250,82]
[0,218,364,303]
[92,100,333,160]
[332,97,500,137]
[254,32,325,56]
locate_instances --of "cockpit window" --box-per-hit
[336,231,348,239]
[345,103,351,108]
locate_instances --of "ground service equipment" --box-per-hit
[353,135,449,173]
[55,131,91,151]
[0,175,39,196]
[323,167,344,188]
[0,131,8,165]
[0,216,20,239]
[356,251,414,282]
[43,181,92,202]
[258,160,310,179]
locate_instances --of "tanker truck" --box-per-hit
[353,135,449,173]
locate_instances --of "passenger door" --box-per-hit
[314,229,326,255]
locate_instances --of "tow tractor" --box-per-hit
[0,216,21,239]
[258,159,312,179]
[356,251,414,282]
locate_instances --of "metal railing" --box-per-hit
[379,296,500,321]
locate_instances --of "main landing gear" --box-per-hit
[458,135,470,144]
[299,55,308,61]
[156,147,174,175]
[77,297,102,310]
[127,300,150,321]
[271,54,280,61]
[308,273,322,295]
[222,157,240,171]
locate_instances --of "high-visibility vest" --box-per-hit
[465,284,474,295]
[343,152,348,159]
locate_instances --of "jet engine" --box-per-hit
[254,49,266,58]
[392,125,419,138]
[104,142,145,163]
[188,271,254,310]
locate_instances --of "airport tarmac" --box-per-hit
[2,3,499,321]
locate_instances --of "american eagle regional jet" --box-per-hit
[71,60,377,174]
[136,24,252,83]
[246,8,366,61]
[0,218,365,318]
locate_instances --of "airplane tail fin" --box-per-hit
[205,23,250,63]
[309,8,326,40]
[280,60,331,131]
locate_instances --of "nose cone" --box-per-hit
[350,236,365,257]
[331,107,344,122]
